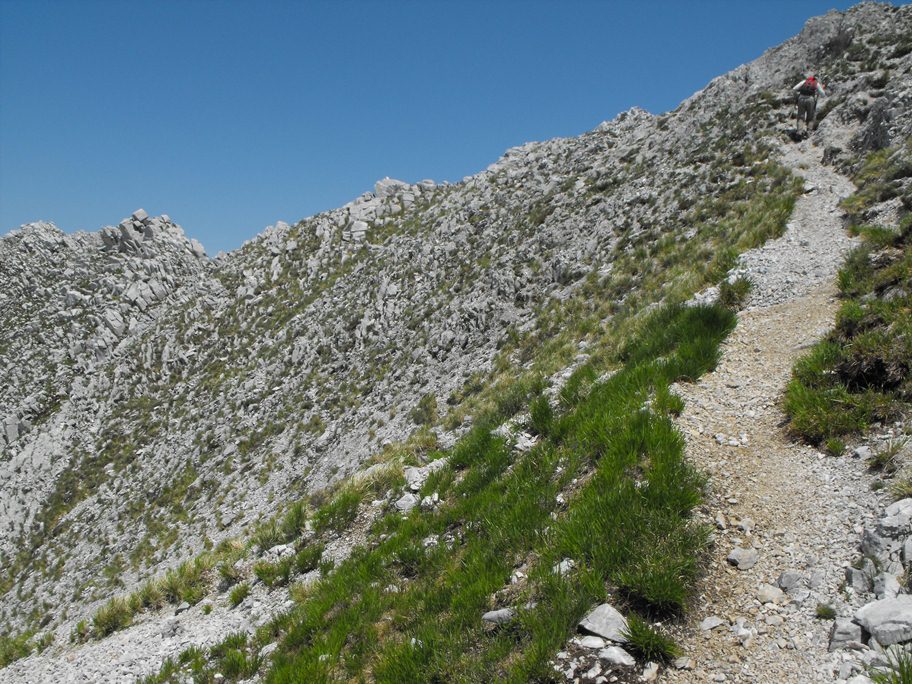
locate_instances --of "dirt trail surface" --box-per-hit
[665,139,880,684]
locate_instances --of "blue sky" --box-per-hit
[0,0,874,254]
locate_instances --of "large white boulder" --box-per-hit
[855,595,912,645]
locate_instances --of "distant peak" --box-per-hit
[595,106,654,133]
[100,211,208,259]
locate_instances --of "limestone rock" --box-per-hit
[776,570,804,591]
[700,616,726,631]
[855,596,912,646]
[874,572,902,600]
[482,608,515,625]
[394,493,419,513]
[829,618,862,651]
[574,635,606,649]
[756,583,786,604]
[599,645,635,666]
[579,603,628,643]
[846,563,874,594]
[727,546,759,570]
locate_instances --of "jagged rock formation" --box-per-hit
[1,2,911,681]
[0,213,208,551]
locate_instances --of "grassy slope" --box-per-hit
[140,303,734,684]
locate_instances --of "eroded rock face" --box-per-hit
[1,1,911,661]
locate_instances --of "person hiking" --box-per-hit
[792,74,826,135]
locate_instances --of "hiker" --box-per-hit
[792,74,826,134]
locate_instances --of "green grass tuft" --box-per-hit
[294,543,324,574]
[621,613,681,663]
[718,276,752,310]
[824,438,846,457]
[312,486,363,534]
[815,603,837,620]
[0,632,34,668]
[230,583,250,608]
[254,558,294,588]
[92,597,132,638]
[870,647,912,684]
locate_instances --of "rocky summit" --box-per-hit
[2,3,912,683]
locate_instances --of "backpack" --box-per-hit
[798,77,818,96]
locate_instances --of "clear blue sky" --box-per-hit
[0,0,873,254]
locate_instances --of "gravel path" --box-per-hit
[736,142,858,310]
[665,139,882,683]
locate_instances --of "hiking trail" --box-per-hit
[664,138,880,683]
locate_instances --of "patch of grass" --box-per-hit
[69,620,89,644]
[0,631,33,668]
[218,561,243,588]
[410,393,438,426]
[840,143,912,223]
[294,543,324,574]
[252,520,283,552]
[528,395,554,437]
[257,304,731,683]
[280,502,308,542]
[230,583,250,608]
[137,656,182,684]
[136,580,164,610]
[869,440,906,475]
[654,384,685,416]
[718,276,752,310]
[359,463,406,499]
[254,557,294,589]
[32,632,53,654]
[870,647,912,684]
[312,485,363,534]
[492,374,547,424]
[784,342,887,441]
[160,557,213,606]
[212,632,262,678]
[558,365,598,410]
[824,438,846,456]
[86,555,216,641]
[621,614,681,663]
[891,475,912,500]
[815,603,837,620]
[92,597,132,638]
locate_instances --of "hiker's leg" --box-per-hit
[798,97,812,132]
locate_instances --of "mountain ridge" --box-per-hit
[2,2,912,681]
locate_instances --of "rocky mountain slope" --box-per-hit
[0,215,208,542]
[1,2,911,682]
